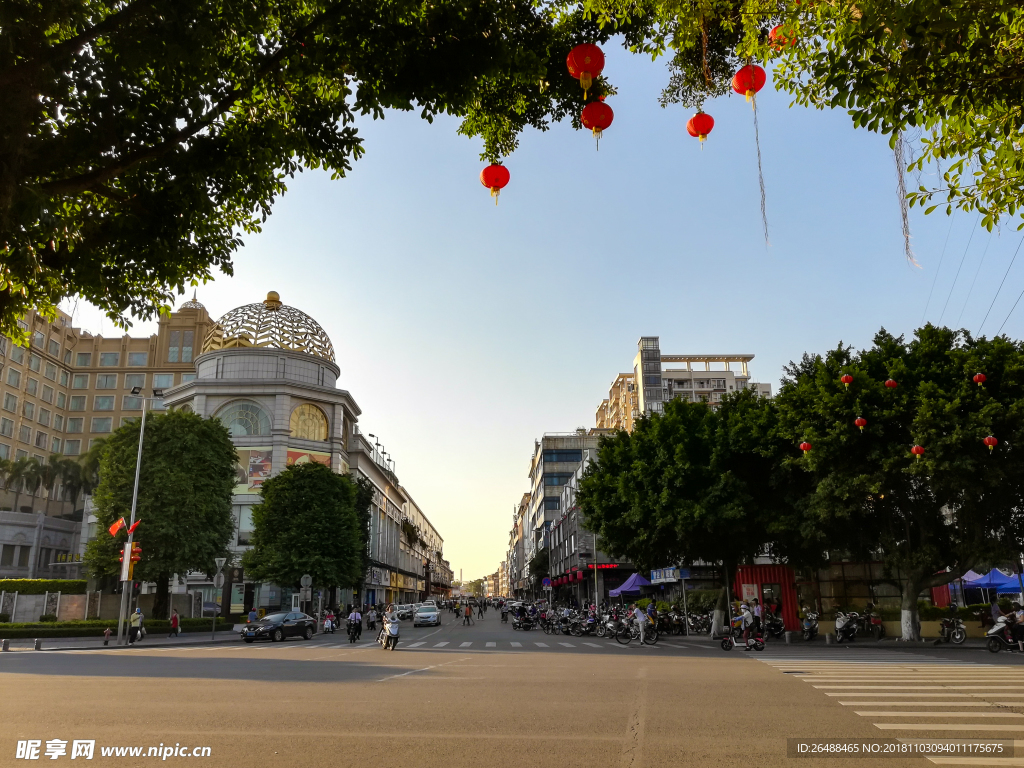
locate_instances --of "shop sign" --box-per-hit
[741,583,758,602]
[367,567,390,586]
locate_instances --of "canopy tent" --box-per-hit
[962,570,1018,589]
[609,572,651,597]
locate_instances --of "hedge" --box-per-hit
[0,617,228,639]
[0,579,87,595]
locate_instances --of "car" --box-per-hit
[240,611,317,643]
[396,604,414,620]
[413,604,441,627]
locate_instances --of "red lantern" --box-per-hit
[581,101,614,146]
[840,374,853,388]
[567,44,605,100]
[479,164,510,205]
[911,445,925,459]
[973,373,987,386]
[686,111,715,143]
[885,379,898,389]
[769,25,796,49]
[732,64,767,102]
[854,417,867,432]
[984,435,998,452]
[799,442,811,453]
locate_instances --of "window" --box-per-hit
[153,373,174,389]
[181,373,197,382]
[0,443,8,460]
[41,385,53,403]
[66,418,83,434]
[544,498,560,510]
[72,374,88,389]
[63,350,71,365]
[289,404,329,440]
[56,393,66,409]
[127,351,148,366]
[120,417,138,428]
[48,339,60,357]
[60,371,68,387]
[25,377,37,396]
[99,352,119,366]
[94,396,114,411]
[214,400,271,436]
[122,396,143,410]
[10,345,24,364]
[64,439,81,456]
[543,473,572,486]
[31,331,44,348]
[91,417,112,433]
[0,337,5,355]
[0,418,12,437]
[18,424,31,443]
[43,362,56,381]
[50,437,61,453]
[53,414,63,431]
[125,373,145,389]
[0,544,14,567]
[6,368,19,387]
[17,545,30,567]
[96,373,117,389]
[28,354,40,372]
[38,408,50,427]
[168,330,195,363]
[22,401,33,419]
[69,396,86,411]
[34,431,47,448]
[543,450,583,464]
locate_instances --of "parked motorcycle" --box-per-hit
[939,615,967,645]
[762,613,785,640]
[986,616,1018,653]
[802,611,819,641]
[834,611,859,642]
[865,611,886,641]
[511,614,535,631]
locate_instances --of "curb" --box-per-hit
[3,632,243,652]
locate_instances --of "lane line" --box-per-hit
[459,642,473,648]
[486,642,496,648]
[433,642,449,648]
[839,702,994,707]
[407,642,426,648]
[875,725,1024,732]
[510,642,522,648]
[534,643,549,648]
[855,712,1024,718]
[558,643,575,648]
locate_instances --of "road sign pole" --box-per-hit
[212,558,226,641]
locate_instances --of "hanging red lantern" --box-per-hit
[973,373,987,386]
[567,44,605,100]
[581,101,614,147]
[911,445,925,460]
[769,25,796,50]
[686,111,715,143]
[885,379,898,389]
[732,64,767,102]
[799,442,812,453]
[984,435,998,452]
[840,374,853,388]
[479,164,510,205]
[854,417,867,432]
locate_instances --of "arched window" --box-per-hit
[290,403,328,441]
[215,400,271,437]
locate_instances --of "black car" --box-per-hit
[241,611,316,643]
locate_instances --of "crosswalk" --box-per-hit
[758,653,1024,765]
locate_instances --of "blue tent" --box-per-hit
[963,570,1018,589]
[609,572,652,597]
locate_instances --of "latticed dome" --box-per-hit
[180,290,205,310]
[202,291,336,363]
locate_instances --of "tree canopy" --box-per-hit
[84,410,237,615]
[241,462,368,591]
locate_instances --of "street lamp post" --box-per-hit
[116,387,163,646]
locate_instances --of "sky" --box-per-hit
[64,43,1024,583]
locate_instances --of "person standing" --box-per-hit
[631,603,647,644]
[128,607,143,645]
[752,598,762,632]
[168,609,180,638]
[463,603,472,626]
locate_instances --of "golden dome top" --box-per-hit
[202,292,335,363]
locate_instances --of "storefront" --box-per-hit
[733,564,799,631]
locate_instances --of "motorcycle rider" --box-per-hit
[347,605,362,641]
[739,602,754,650]
[1012,602,1024,652]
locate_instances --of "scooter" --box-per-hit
[802,611,819,641]
[721,623,766,652]
[834,611,860,642]
[380,619,400,651]
[763,613,785,640]
[939,615,967,645]
[986,616,1018,653]
[347,619,360,644]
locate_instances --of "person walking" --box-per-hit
[128,607,143,645]
[168,609,179,638]
[477,601,484,619]
[463,603,473,626]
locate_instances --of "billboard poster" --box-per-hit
[233,448,272,494]
[287,449,331,468]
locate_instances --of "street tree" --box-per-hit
[84,411,236,616]
[241,462,367,596]
[775,325,1024,640]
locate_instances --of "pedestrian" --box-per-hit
[366,607,377,631]
[752,598,762,632]
[631,603,647,644]
[168,609,180,638]
[477,601,484,619]
[128,607,142,645]
[248,606,257,624]
[463,603,472,626]
[103,627,112,646]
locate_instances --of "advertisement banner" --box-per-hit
[287,449,331,468]
[234,448,273,494]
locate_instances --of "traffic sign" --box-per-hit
[213,573,225,589]
[214,557,227,571]
[678,568,691,580]
[300,574,312,587]
[541,577,551,587]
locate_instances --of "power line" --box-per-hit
[938,212,982,325]
[955,231,993,328]
[978,232,1024,336]
[922,215,956,323]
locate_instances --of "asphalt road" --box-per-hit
[3,610,1024,767]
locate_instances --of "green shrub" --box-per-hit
[0,579,87,595]
[0,612,9,622]
[683,589,722,614]
[38,614,58,622]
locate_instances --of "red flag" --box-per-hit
[108,518,126,537]
[127,519,141,534]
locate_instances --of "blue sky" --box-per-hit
[66,43,1024,582]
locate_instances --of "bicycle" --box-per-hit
[615,618,658,645]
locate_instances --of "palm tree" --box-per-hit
[76,439,105,515]
[0,457,10,510]
[20,458,42,512]
[38,454,66,516]
[5,456,35,513]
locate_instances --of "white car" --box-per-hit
[413,604,441,627]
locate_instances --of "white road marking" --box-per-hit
[558,643,575,648]
[875,724,1024,732]
[855,711,1024,718]
[583,643,601,648]
[433,641,449,647]
[407,642,426,648]
[459,642,472,648]
[534,642,548,648]
[510,642,522,648]
[839,702,994,706]
[486,642,496,648]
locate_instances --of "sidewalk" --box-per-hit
[1,629,242,652]
[679,631,993,650]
